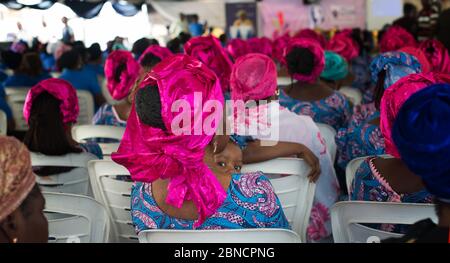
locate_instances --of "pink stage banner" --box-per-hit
[260,0,366,39]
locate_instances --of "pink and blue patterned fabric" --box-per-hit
[131,172,290,232]
[336,103,385,171]
[279,89,352,130]
[92,104,127,128]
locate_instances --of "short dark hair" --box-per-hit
[135,85,166,131]
[404,3,417,14]
[131,38,151,57]
[57,50,80,70]
[286,47,315,77]
[87,43,102,62]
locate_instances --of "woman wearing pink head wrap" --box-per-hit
[246,37,273,57]
[23,78,103,159]
[279,38,353,130]
[225,38,250,61]
[419,39,450,73]
[93,50,140,128]
[137,45,172,72]
[294,29,327,49]
[379,26,417,53]
[230,53,340,242]
[112,54,289,231]
[0,136,48,243]
[184,36,233,92]
[326,34,360,62]
[350,72,450,234]
[272,33,291,65]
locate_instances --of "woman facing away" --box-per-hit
[335,51,423,176]
[3,52,51,88]
[112,54,289,232]
[384,83,450,243]
[228,53,340,242]
[350,72,450,234]
[279,38,353,131]
[0,136,48,243]
[23,78,103,164]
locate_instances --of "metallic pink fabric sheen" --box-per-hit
[379,26,417,53]
[326,35,359,62]
[105,50,141,100]
[111,55,226,227]
[23,78,79,125]
[226,38,250,60]
[184,36,233,92]
[284,38,325,83]
[138,45,173,64]
[272,33,291,64]
[380,72,450,157]
[230,53,277,102]
[294,29,327,48]
[419,40,450,73]
[247,37,273,57]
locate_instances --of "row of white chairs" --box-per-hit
[4,87,94,131]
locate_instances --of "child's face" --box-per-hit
[212,142,243,175]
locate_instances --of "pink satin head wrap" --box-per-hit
[294,29,327,48]
[399,46,432,73]
[0,136,35,222]
[272,33,291,64]
[137,45,173,64]
[380,72,450,157]
[380,26,417,53]
[326,35,359,62]
[23,78,79,125]
[284,38,325,83]
[230,53,277,102]
[226,38,250,60]
[247,37,273,57]
[184,36,233,92]
[419,40,450,73]
[111,54,226,227]
[105,50,141,100]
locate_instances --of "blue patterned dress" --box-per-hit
[336,103,385,171]
[131,172,290,232]
[350,157,433,233]
[79,142,103,159]
[92,104,127,127]
[279,89,352,131]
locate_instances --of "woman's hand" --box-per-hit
[296,144,321,183]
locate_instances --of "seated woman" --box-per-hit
[137,45,172,78]
[58,50,106,108]
[350,72,449,233]
[92,50,140,127]
[384,83,450,243]
[112,55,289,231]
[23,78,103,162]
[336,51,423,174]
[320,51,350,91]
[3,52,51,88]
[279,38,352,131]
[0,136,48,243]
[0,83,15,132]
[229,53,340,242]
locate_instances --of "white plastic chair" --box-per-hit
[277,76,291,87]
[316,123,337,163]
[339,86,362,106]
[31,152,98,196]
[5,87,29,131]
[44,192,110,243]
[87,160,137,242]
[139,228,301,243]
[345,154,393,195]
[72,125,125,155]
[0,110,7,135]
[76,90,94,125]
[331,201,437,243]
[241,157,316,242]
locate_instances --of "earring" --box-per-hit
[12,237,18,243]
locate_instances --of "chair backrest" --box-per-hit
[241,158,316,242]
[5,87,29,131]
[331,201,437,243]
[139,228,301,243]
[72,125,125,142]
[339,86,362,106]
[316,123,337,163]
[87,160,137,242]
[31,152,98,196]
[277,76,291,87]
[76,90,94,125]
[44,192,110,243]
[345,154,393,195]
[0,110,6,135]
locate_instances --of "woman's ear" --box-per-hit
[0,209,24,243]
